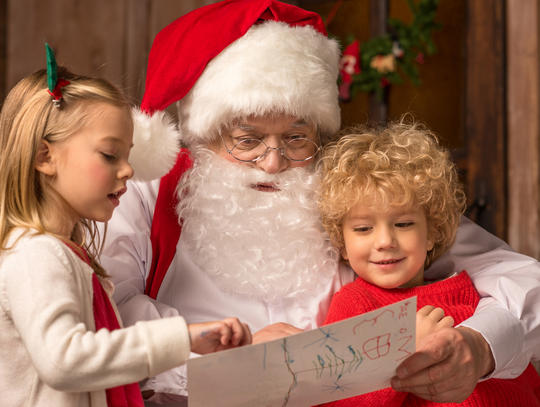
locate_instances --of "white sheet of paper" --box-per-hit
[188,297,416,407]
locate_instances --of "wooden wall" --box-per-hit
[507,0,540,259]
[464,0,507,241]
[6,0,219,106]
[295,0,467,149]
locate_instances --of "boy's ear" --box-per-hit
[341,246,349,261]
[426,226,435,252]
[35,140,56,176]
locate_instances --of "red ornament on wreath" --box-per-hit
[338,40,360,101]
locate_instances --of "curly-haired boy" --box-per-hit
[317,121,540,406]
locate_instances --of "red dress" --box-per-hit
[319,271,540,406]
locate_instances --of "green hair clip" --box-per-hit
[45,43,70,107]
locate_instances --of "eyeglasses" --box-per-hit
[219,133,322,163]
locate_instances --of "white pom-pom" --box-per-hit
[129,108,181,181]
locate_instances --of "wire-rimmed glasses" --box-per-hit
[219,133,322,163]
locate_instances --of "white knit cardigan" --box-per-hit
[0,229,190,407]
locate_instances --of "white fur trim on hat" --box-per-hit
[178,21,341,147]
[129,107,181,181]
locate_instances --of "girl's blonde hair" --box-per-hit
[0,67,131,277]
[318,120,467,270]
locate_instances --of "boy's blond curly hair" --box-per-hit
[318,120,467,270]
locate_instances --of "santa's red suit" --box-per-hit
[101,0,540,405]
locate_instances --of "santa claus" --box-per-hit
[101,1,540,406]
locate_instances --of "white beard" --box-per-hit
[176,148,339,303]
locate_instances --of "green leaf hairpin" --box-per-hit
[45,43,70,107]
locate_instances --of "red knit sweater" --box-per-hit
[319,271,540,407]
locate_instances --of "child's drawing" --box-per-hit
[303,327,340,349]
[188,297,416,407]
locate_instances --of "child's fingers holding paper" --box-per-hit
[416,306,454,347]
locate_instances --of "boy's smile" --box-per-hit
[341,203,434,289]
[372,258,404,266]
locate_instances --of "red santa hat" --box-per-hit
[130,0,341,181]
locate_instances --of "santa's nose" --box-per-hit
[255,147,289,174]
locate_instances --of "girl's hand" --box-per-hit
[252,322,303,344]
[416,305,454,347]
[188,317,252,354]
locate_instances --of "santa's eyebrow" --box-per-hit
[234,119,309,132]
[290,120,309,127]
[234,123,256,131]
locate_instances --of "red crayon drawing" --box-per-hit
[396,335,413,361]
[353,309,394,335]
[362,334,391,360]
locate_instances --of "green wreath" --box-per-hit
[335,0,441,101]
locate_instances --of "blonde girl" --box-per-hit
[0,66,251,407]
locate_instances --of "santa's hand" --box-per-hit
[416,305,454,347]
[188,317,252,354]
[391,327,495,403]
[252,322,303,344]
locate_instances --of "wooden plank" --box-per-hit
[0,0,6,103]
[124,0,151,103]
[464,0,506,239]
[506,0,540,259]
[7,0,127,91]
[5,0,219,106]
[368,0,388,123]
